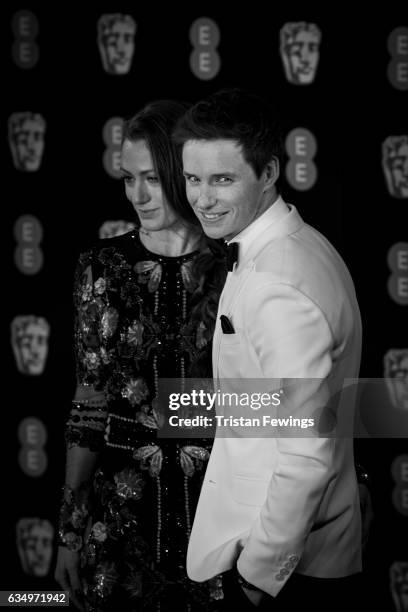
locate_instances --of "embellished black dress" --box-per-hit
[61,231,224,611]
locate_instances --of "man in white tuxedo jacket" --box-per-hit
[174,89,363,609]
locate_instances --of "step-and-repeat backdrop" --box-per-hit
[4,7,407,610]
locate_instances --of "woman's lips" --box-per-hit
[138,209,159,218]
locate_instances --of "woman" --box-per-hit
[55,100,226,611]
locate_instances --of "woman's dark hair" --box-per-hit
[123,100,228,377]
[122,99,199,228]
[173,88,284,179]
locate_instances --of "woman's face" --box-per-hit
[120,138,179,231]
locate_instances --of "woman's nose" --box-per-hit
[131,182,149,206]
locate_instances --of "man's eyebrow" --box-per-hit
[183,171,236,178]
[212,172,236,178]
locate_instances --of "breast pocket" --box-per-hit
[218,331,245,378]
[232,475,269,507]
[219,331,244,346]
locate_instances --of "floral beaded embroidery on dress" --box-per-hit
[60,230,223,611]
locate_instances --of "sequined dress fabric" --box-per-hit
[64,231,222,611]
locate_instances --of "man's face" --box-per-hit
[19,323,48,375]
[287,30,319,83]
[105,20,135,73]
[13,119,45,171]
[183,139,270,241]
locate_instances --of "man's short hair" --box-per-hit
[173,88,284,179]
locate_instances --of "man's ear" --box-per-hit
[264,157,280,190]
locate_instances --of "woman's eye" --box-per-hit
[187,176,199,184]
[217,177,232,184]
[121,175,134,184]
[147,176,159,184]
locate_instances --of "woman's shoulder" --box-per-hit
[77,230,142,266]
[93,228,139,252]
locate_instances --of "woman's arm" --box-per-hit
[55,253,108,610]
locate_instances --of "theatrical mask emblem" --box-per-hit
[99,220,136,239]
[11,315,50,375]
[8,112,46,171]
[382,136,408,199]
[390,562,408,612]
[16,518,54,577]
[384,349,408,410]
[97,13,136,75]
[280,22,321,85]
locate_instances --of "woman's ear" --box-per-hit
[264,157,280,190]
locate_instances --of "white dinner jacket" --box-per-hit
[187,196,362,597]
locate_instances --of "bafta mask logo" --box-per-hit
[11,315,50,375]
[97,13,136,75]
[16,518,54,577]
[390,561,408,612]
[384,349,408,411]
[382,136,408,199]
[280,22,321,85]
[99,220,136,239]
[8,112,46,171]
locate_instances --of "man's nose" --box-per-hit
[196,186,216,209]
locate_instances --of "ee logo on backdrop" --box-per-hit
[285,128,317,190]
[387,242,408,305]
[11,10,39,69]
[18,417,48,477]
[14,215,43,275]
[102,117,123,178]
[391,454,408,516]
[190,17,220,80]
[387,27,408,90]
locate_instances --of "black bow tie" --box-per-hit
[226,242,239,271]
